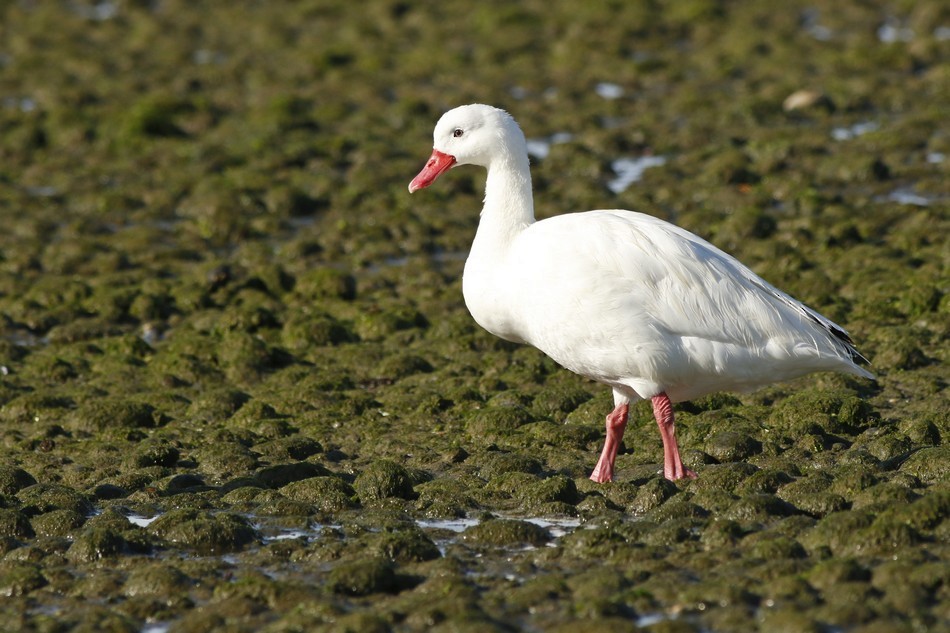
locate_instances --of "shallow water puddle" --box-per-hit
[126,513,160,528]
[69,1,119,21]
[421,516,585,555]
[879,188,935,207]
[3,328,49,347]
[879,20,950,42]
[801,8,833,41]
[595,82,624,100]
[608,156,668,193]
[123,510,584,548]
[877,18,915,43]
[526,132,573,160]
[831,120,878,141]
[801,8,950,44]
[2,96,38,113]
[522,517,583,539]
[416,516,580,535]
[416,517,480,533]
[257,522,341,544]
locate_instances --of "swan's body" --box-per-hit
[409,104,872,482]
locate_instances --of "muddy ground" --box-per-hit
[0,1,948,632]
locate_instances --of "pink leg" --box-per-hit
[652,393,697,481]
[590,403,629,483]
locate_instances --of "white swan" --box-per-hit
[409,104,873,482]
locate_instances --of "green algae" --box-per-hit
[149,509,259,555]
[0,559,47,597]
[329,557,398,596]
[354,459,416,502]
[461,518,551,547]
[0,0,947,631]
[0,508,34,540]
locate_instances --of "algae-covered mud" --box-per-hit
[0,1,948,631]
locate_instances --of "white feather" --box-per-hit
[417,104,873,408]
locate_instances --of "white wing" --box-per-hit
[504,210,872,402]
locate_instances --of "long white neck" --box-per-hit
[474,151,535,253]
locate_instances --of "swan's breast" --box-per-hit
[462,256,527,344]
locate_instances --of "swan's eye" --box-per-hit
[453,128,463,138]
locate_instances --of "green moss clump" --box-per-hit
[366,527,440,563]
[281,314,355,350]
[560,522,633,561]
[293,268,356,301]
[851,482,918,512]
[531,383,594,419]
[0,466,38,497]
[802,510,875,556]
[353,305,428,341]
[119,95,187,140]
[255,463,329,488]
[470,451,543,479]
[703,429,763,463]
[123,563,192,597]
[216,331,277,383]
[327,558,396,596]
[185,388,250,423]
[0,509,35,539]
[519,474,579,506]
[465,406,535,445]
[757,607,823,633]
[129,439,180,468]
[16,483,95,517]
[735,468,793,495]
[415,477,478,518]
[0,561,47,597]
[461,518,550,547]
[899,446,950,484]
[31,508,86,537]
[148,509,259,555]
[67,399,160,433]
[281,476,357,512]
[885,491,950,532]
[807,558,871,590]
[627,477,679,514]
[255,436,323,462]
[768,389,876,436]
[689,462,759,494]
[66,526,133,563]
[354,460,415,502]
[193,441,259,480]
[375,353,433,380]
[721,494,798,522]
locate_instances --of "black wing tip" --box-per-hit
[829,323,874,372]
[746,276,873,376]
[812,314,873,371]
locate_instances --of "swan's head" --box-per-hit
[409,104,525,193]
